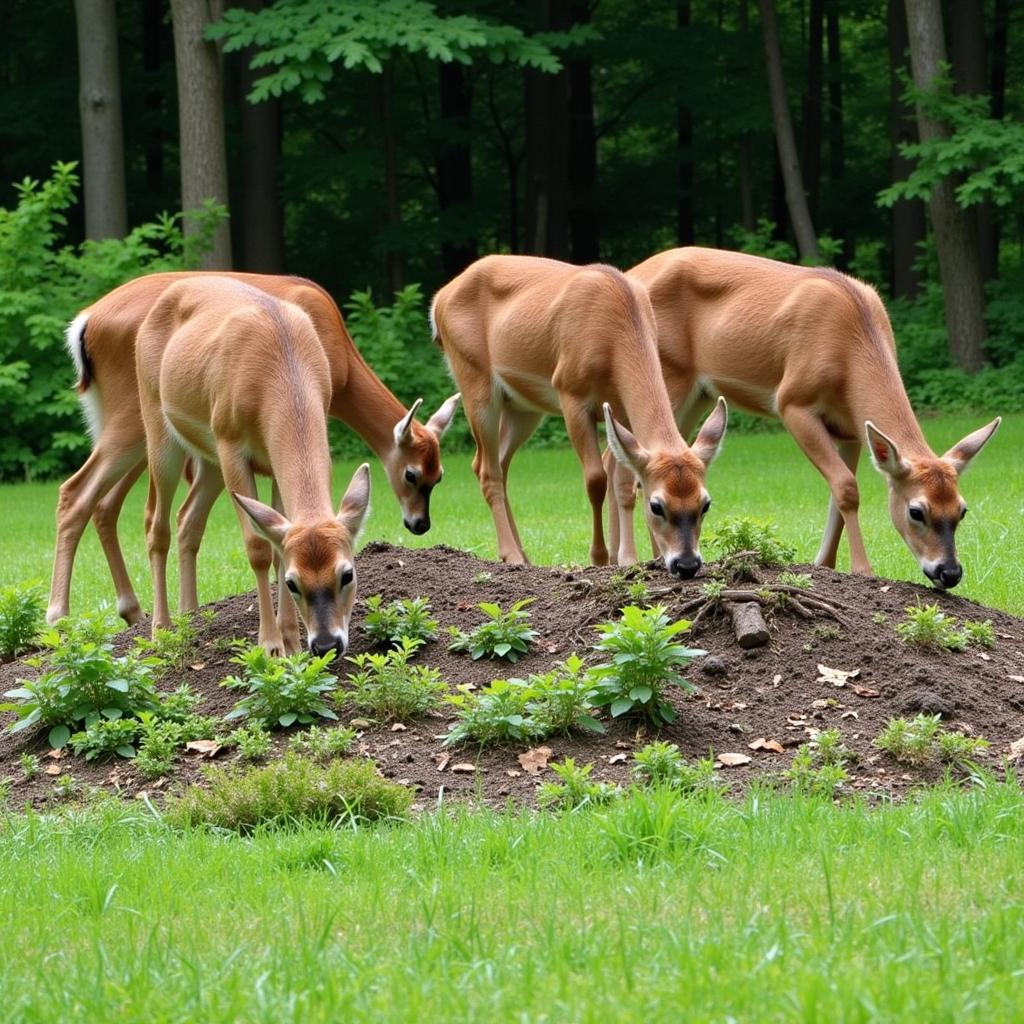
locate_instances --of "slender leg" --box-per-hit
[176,458,226,613]
[560,397,609,565]
[814,440,861,568]
[780,404,872,575]
[498,407,544,555]
[90,458,147,623]
[608,455,642,565]
[142,426,187,635]
[270,477,301,654]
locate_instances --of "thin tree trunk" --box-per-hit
[738,0,755,231]
[569,1,599,263]
[759,0,820,262]
[676,0,695,247]
[378,63,404,292]
[170,0,232,268]
[437,61,476,278]
[802,0,823,224]
[990,0,1008,119]
[74,0,127,239]
[826,0,848,266]
[888,0,924,298]
[905,0,986,371]
[143,0,165,203]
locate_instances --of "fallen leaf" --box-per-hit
[772,674,782,687]
[728,722,748,734]
[186,739,222,758]
[1009,675,1024,684]
[811,699,831,709]
[1008,738,1024,762]
[45,749,64,760]
[434,753,450,772]
[879,585,891,593]
[189,662,206,671]
[608,752,628,765]
[817,663,860,687]
[614,740,630,750]
[748,737,785,753]
[518,746,553,775]
[450,762,477,774]
[506,769,522,778]
[390,722,407,732]
[841,710,859,720]
[44,764,62,776]
[349,718,370,729]
[979,653,991,661]
[716,752,752,767]
[854,686,881,698]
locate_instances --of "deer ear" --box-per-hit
[232,492,291,549]
[603,403,649,475]
[691,396,728,467]
[337,462,371,539]
[425,392,461,440]
[943,416,1000,475]
[865,421,911,479]
[392,398,424,448]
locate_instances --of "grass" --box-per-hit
[2,412,1021,616]
[0,782,1023,1020]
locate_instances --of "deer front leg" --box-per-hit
[607,452,641,566]
[561,398,608,566]
[271,477,301,654]
[780,404,872,575]
[814,440,861,568]
[176,458,225,614]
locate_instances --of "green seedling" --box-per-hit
[363,595,439,648]
[345,636,447,721]
[448,599,538,663]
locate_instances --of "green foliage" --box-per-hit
[706,517,797,567]
[0,613,162,749]
[537,758,618,812]
[344,636,447,721]
[287,724,358,760]
[588,605,704,727]
[134,716,182,780]
[777,571,813,590]
[363,595,438,648]
[69,717,141,761]
[154,684,206,723]
[444,678,544,747]
[142,611,214,672]
[0,581,45,660]
[522,655,604,737]
[0,163,225,480]
[226,722,273,762]
[448,598,538,663]
[895,604,995,653]
[631,743,722,794]
[18,753,39,780]
[52,773,79,800]
[874,715,989,769]
[783,730,854,797]
[222,644,340,728]
[164,754,412,832]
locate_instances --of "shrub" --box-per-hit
[874,715,989,768]
[895,604,995,653]
[19,753,40,779]
[0,582,45,659]
[587,605,704,727]
[142,610,215,671]
[537,758,618,812]
[344,636,447,721]
[164,754,412,832]
[69,716,141,761]
[444,679,545,747]
[523,655,604,736]
[363,595,438,648]
[448,599,538,663]
[0,613,163,748]
[783,729,854,797]
[222,644,339,728]
[155,683,206,722]
[287,724,357,760]
[225,722,273,761]
[134,716,183,780]
[631,743,722,793]
[705,517,797,567]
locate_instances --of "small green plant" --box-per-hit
[895,604,996,653]
[706,517,797,567]
[701,579,726,601]
[631,743,722,793]
[19,753,40,779]
[874,715,988,768]
[608,567,650,607]
[524,655,605,736]
[472,572,493,584]
[52,773,79,799]
[155,683,205,722]
[0,582,46,660]
[363,595,439,648]
[134,715,183,779]
[164,754,412,832]
[810,623,845,643]
[345,636,447,721]
[222,644,339,728]
[226,722,273,761]
[784,729,853,797]
[141,610,213,671]
[444,679,544,746]
[961,619,996,649]
[777,571,813,590]
[69,717,141,761]
[537,758,618,812]
[0,778,10,810]
[588,605,704,726]
[448,599,538,663]
[287,724,357,760]
[872,612,888,625]
[0,613,163,748]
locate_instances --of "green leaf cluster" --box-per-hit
[344,636,447,721]
[0,581,45,660]
[873,715,989,769]
[895,603,995,653]
[448,598,538,663]
[363,594,438,648]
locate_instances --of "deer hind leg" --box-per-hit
[218,447,285,655]
[142,427,187,636]
[780,404,872,575]
[91,459,147,624]
[561,397,608,565]
[498,406,544,555]
[48,433,147,625]
[814,440,861,569]
[270,477,301,654]
[176,458,225,615]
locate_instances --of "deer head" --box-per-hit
[233,463,372,657]
[866,417,1000,588]
[604,397,728,579]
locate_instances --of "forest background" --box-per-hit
[0,0,1021,481]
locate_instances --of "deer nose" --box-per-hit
[309,634,346,660]
[669,554,702,579]
[404,515,430,535]
[938,564,963,589]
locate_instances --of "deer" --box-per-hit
[48,271,460,628]
[430,254,728,577]
[134,276,372,656]
[607,247,1000,589]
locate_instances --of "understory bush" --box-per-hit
[0,582,45,660]
[631,743,722,794]
[873,715,989,769]
[363,595,438,648]
[537,758,618,812]
[784,728,854,797]
[344,637,447,721]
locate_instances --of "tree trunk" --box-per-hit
[905,0,986,371]
[143,0,165,203]
[887,0,924,298]
[73,0,127,239]
[825,0,849,266]
[437,61,477,279]
[990,0,1008,119]
[676,0,695,247]
[569,1,599,263]
[802,0,824,224]
[759,0,820,262]
[737,0,755,231]
[170,0,232,268]
[378,63,404,292]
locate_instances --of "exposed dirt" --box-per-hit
[3,542,1023,810]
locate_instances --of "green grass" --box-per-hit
[1,781,1023,1021]
[2,412,1021,615]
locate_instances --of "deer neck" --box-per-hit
[265,405,335,523]
[328,345,404,459]
[849,363,935,461]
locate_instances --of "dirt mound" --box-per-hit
[3,542,1023,808]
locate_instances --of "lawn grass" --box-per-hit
[1,780,1022,1022]
[2,412,1020,615]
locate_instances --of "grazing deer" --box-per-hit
[612,247,1000,588]
[48,271,460,626]
[430,254,728,577]
[135,276,371,656]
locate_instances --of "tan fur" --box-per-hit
[432,255,727,575]
[135,277,371,655]
[621,247,1000,586]
[47,271,459,626]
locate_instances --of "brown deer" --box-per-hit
[430,255,728,577]
[135,276,371,656]
[48,271,460,626]
[610,247,1000,588]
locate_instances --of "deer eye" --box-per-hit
[908,506,926,524]
[286,578,300,596]
[649,500,665,518]
[404,468,417,485]
[340,567,354,588]
[701,498,712,516]
[960,507,968,521]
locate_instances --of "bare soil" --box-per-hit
[3,542,1023,810]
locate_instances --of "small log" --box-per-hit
[728,600,770,648]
